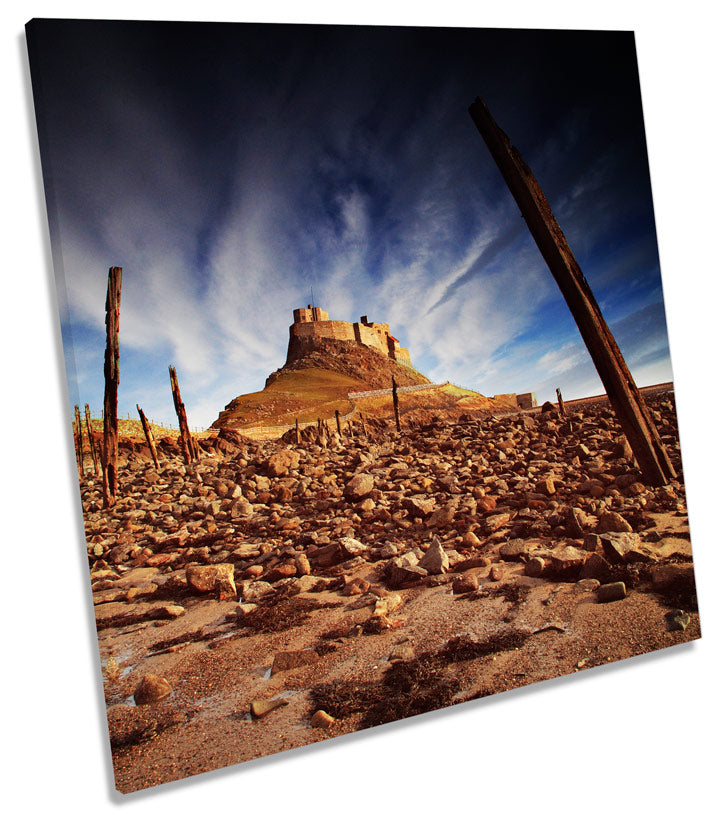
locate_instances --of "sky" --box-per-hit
[27,20,673,429]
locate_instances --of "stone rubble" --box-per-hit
[85,390,699,787]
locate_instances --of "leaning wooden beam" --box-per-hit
[556,388,566,417]
[137,404,160,470]
[168,365,193,465]
[102,266,122,506]
[73,404,85,476]
[468,97,674,486]
[335,409,342,436]
[84,403,100,476]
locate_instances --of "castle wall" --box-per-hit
[288,305,412,367]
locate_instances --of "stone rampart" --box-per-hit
[288,304,412,366]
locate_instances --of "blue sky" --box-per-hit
[28,21,673,428]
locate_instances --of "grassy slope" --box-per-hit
[214,368,360,427]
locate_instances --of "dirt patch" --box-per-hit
[310,629,530,729]
[240,596,343,634]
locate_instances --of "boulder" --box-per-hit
[344,473,374,499]
[134,674,172,705]
[418,537,450,574]
[186,564,237,599]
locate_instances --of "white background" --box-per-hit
[2,2,718,816]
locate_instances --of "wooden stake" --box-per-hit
[556,388,566,417]
[168,365,194,465]
[295,417,300,445]
[73,404,85,476]
[84,404,100,476]
[468,98,674,485]
[392,376,401,433]
[102,266,122,506]
[137,404,160,469]
[335,409,341,436]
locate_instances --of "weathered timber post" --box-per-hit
[392,376,401,433]
[73,404,85,476]
[295,418,300,445]
[102,266,122,506]
[168,365,193,465]
[137,404,160,469]
[335,409,341,436]
[84,404,100,476]
[468,97,674,486]
[556,388,566,417]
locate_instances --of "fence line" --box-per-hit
[348,381,448,400]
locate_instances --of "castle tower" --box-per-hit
[288,305,412,367]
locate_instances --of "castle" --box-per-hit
[288,305,413,366]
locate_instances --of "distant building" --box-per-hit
[517,392,538,410]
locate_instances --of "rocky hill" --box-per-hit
[213,338,432,430]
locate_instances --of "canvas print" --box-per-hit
[26,19,701,793]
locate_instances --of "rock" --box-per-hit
[575,578,600,592]
[454,555,490,572]
[566,507,588,538]
[134,673,172,705]
[665,609,690,632]
[651,563,696,591]
[338,536,368,558]
[148,605,186,620]
[239,580,274,602]
[310,709,335,729]
[499,539,537,561]
[538,477,556,496]
[344,473,374,499]
[344,577,371,595]
[388,642,415,662]
[404,496,436,518]
[597,511,633,534]
[236,602,258,617]
[582,533,602,552]
[271,649,320,675]
[266,449,300,477]
[452,573,479,594]
[524,556,545,577]
[426,504,456,528]
[476,496,497,513]
[599,532,642,564]
[579,552,612,582]
[186,564,237,599]
[485,512,512,532]
[374,593,402,616]
[596,581,627,603]
[546,545,587,576]
[418,537,449,574]
[461,530,482,549]
[251,697,288,718]
[385,557,428,588]
[294,554,311,576]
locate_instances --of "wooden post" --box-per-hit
[168,365,194,465]
[137,404,160,469]
[392,376,401,433]
[102,266,122,506]
[468,97,674,486]
[556,388,566,417]
[295,418,300,445]
[73,404,85,476]
[84,404,100,476]
[335,409,341,436]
